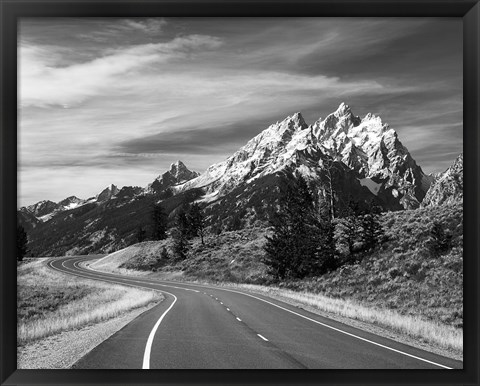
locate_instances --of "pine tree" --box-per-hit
[17,225,28,262]
[172,210,190,260]
[430,221,452,255]
[263,175,336,281]
[187,203,205,244]
[152,204,168,240]
[360,213,383,252]
[135,227,147,243]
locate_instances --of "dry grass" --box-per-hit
[227,283,463,352]
[17,258,162,345]
[91,204,463,354]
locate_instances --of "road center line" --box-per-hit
[236,317,242,322]
[257,334,268,341]
[133,279,454,370]
[77,258,454,370]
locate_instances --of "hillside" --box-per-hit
[91,201,462,330]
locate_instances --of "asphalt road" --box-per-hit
[47,256,463,369]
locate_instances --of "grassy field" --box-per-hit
[92,202,463,354]
[17,259,162,345]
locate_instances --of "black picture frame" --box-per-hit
[1,1,478,385]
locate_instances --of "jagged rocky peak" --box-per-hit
[58,196,82,207]
[166,103,431,211]
[148,161,199,194]
[285,112,308,129]
[168,160,199,182]
[22,200,58,217]
[259,112,308,144]
[96,184,120,202]
[313,102,362,140]
[421,153,463,207]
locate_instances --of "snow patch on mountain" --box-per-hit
[311,103,430,208]
[179,112,313,196]
[358,178,382,196]
[178,103,430,210]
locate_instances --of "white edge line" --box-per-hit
[142,294,177,369]
[47,258,178,370]
[71,257,454,370]
[209,287,453,369]
[122,276,454,370]
[257,334,268,342]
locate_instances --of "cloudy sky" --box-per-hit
[18,17,462,207]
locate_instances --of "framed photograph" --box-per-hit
[1,1,478,385]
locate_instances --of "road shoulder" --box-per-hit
[17,302,159,369]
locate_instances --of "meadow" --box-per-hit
[17,259,162,345]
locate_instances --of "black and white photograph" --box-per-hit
[16,16,464,370]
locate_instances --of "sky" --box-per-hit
[18,17,463,207]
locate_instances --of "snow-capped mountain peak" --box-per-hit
[168,160,199,182]
[179,103,431,209]
[147,161,199,194]
[313,102,361,142]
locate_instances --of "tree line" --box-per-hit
[135,201,206,261]
[262,174,385,281]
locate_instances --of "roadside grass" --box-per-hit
[293,202,463,328]
[17,258,162,345]
[92,203,462,355]
[225,283,463,352]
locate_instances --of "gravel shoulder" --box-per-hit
[17,301,160,369]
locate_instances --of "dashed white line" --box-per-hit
[257,334,268,342]
[55,257,454,370]
[226,308,230,311]
[152,281,453,370]
[236,317,242,322]
[220,302,224,305]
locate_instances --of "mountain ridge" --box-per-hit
[18,102,462,256]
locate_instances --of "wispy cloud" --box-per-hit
[76,18,167,42]
[18,18,462,206]
[19,34,223,107]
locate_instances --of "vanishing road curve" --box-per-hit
[47,255,462,370]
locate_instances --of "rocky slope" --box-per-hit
[422,154,463,207]
[20,162,201,256]
[147,160,200,195]
[19,103,462,256]
[312,103,432,209]
[177,103,431,210]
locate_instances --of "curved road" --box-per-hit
[47,256,462,369]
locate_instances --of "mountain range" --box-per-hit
[18,103,463,256]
